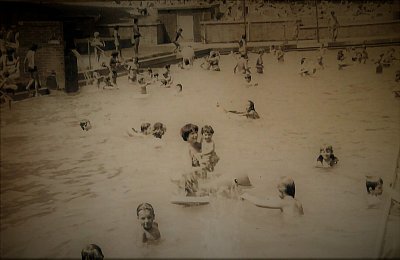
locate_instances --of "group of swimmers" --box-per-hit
[75,40,394,260]
[81,202,161,259]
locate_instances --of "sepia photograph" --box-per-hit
[0,0,399,259]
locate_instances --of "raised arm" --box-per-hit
[227,110,245,115]
[241,193,283,210]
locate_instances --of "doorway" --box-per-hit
[177,14,194,42]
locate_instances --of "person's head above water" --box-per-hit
[277,176,296,198]
[246,100,256,112]
[140,122,151,135]
[137,203,156,231]
[180,123,199,143]
[366,176,383,196]
[152,122,166,139]
[81,244,104,260]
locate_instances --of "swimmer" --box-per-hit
[317,145,339,167]
[152,122,166,139]
[137,203,161,243]
[241,176,304,216]
[365,176,384,209]
[81,244,104,260]
[256,50,264,74]
[200,174,252,199]
[225,100,260,119]
[299,58,316,76]
[234,54,251,74]
[244,73,258,87]
[176,83,183,93]
[181,45,195,68]
[128,122,152,137]
[366,176,383,196]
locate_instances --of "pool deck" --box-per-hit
[74,35,400,86]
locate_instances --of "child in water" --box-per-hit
[128,122,152,137]
[234,54,251,74]
[256,50,264,74]
[81,244,104,260]
[200,125,220,176]
[317,145,339,167]
[241,176,304,216]
[366,176,383,196]
[365,176,384,208]
[244,73,258,87]
[137,203,161,243]
[299,58,316,76]
[276,46,285,63]
[152,122,167,139]
[126,57,139,83]
[225,100,260,119]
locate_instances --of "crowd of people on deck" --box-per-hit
[110,0,398,24]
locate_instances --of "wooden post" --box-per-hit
[243,0,247,39]
[87,39,91,70]
[315,0,320,43]
[247,21,250,42]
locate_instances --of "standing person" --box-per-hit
[238,34,247,57]
[113,25,122,58]
[256,49,264,73]
[329,11,339,42]
[24,43,40,97]
[131,18,141,58]
[361,45,368,64]
[172,28,183,53]
[294,19,301,43]
[126,57,139,83]
[91,32,105,63]
[234,54,250,74]
[109,51,121,88]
